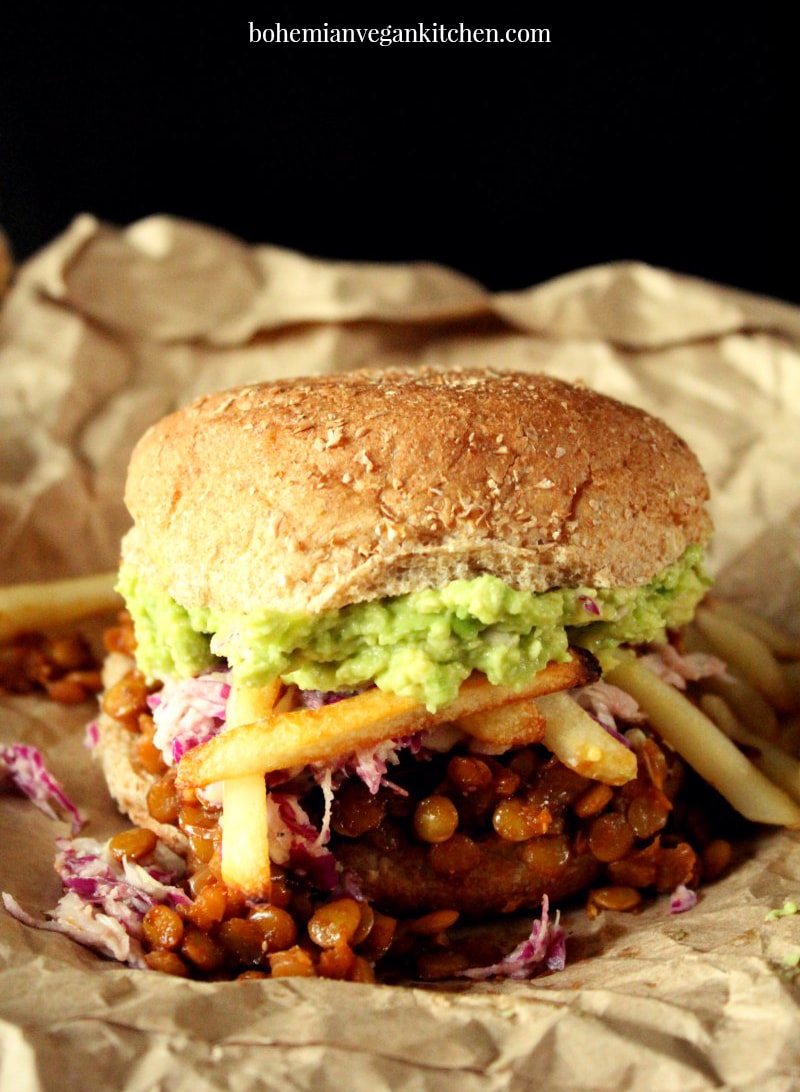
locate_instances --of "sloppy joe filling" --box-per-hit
[97,613,737,983]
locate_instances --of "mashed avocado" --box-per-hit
[118,546,709,710]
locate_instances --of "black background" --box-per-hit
[1,8,793,301]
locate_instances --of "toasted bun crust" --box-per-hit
[122,368,711,614]
[95,711,188,856]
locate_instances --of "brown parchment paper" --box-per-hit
[2,214,800,1092]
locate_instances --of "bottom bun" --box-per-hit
[96,711,189,857]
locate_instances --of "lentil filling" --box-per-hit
[96,612,739,983]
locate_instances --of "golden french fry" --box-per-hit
[178,687,411,788]
[0,572,122,642]
[220,680,282,897]
[274,684,299,713]
[536,691,637,785]
[178,654,597,789]
[608,657,800,827]
[226,679,283,726]
[457,700,545,749]
[695,606,796,713]
[700,673,780,741]
[700,693,800,806]
[705,597,800,660]
[697,691,745,738]
[221,774,271,897]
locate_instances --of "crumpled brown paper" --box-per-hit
[2,215,800,1091]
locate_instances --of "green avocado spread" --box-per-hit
[117,545,709,711]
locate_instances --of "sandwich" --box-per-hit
[91,366,794,981]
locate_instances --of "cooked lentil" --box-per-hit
[108,826,158,862]
[413,795,459,843]
[0,629,102,702]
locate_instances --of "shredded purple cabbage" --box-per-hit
[347,737,414,796]
[669,883,698,914]
[0,743,84,834]
[573,681,649,751]
[149,671,231,765]
[596,716,635,751]
[641,646,727,691]
[299,689,359,710]
[460,896,566,980]
[2,835,189,967]
[54,837,188,920]
[289,843,339,890]
[337,869,366,902]
[2,890,140,965]
[84,719,100,750]
[263,793,338,891]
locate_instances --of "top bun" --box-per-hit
[122,368,711,614]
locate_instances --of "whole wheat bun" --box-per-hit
[95,651,189,854]
[122,368,711,614]
[96,710,188,856]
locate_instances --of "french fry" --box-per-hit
[700,693,800,806]
[178,686,414,788]
[704,597,800,660]
[694,606,796,713]
[274,684,299,713]
[177,654,597,789]
[681,624,716,657]
[221,774,271,898]
[536,691,637,785]
[607,657,800,827]
[699,673,780,741]
[226,679,283,726]
[697,691,747,741]
[220,680,282,897]
[0,572,122,642]
[457,700,545,749]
